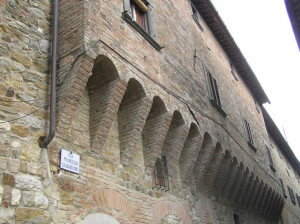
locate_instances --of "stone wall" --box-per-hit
[0,0,53,223]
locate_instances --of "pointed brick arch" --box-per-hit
[193,132,214,189]
[179,123,202,184]
[142,96,172,175]
[118,78,152,167]
[92,189,139,219]
[87,55,127,153]
[152,201,193,224]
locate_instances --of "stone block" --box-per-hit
[60,190,73,205]
[2,173,15,187]
[15,174,43,191]
[0,185,3,204]
[20,144,41,162]
[15,208,44,222]
[8,159,20,173]
[11,188,21,205]
[0,158,8,170]
[22,191,35,207]
[11,125,29,137]
[12,50,31,67]
[0,207,15,223]
[34,192,49,209]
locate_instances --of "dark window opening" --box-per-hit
[243,118,255,149]
[279,178,287,198]
[265,144,276,172]
[296,193,300,208]
[190,2,203,31]
[152,156,169,191]
[229,61,238,80]
[233,214,240,224]
[207,72,221,107]
[254,98,260,113]
[288,185,296,204]
[130,0,149,32]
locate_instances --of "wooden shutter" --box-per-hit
[279,178,287,197]
[244,119,254,145]
[265,145,274,168]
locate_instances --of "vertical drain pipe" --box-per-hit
[40,0,59,148]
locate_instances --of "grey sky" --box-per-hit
[210,0,300,159]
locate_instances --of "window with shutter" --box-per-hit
[229,61,238,81]
[190,1,203,31]
[265,144,276,172]
[288,185,296,204]
[279,178,287,198]
[205,71,227,117]
[243,118,255,150]
[296,193,300,207]
[122,0,163,50]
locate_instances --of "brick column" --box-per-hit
[56,55,94,141]
[220,158,239,198]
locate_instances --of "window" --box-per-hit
[233,214,240,224]
[229,61,238,80]
[207,72,221,106]
[287,185,296,204]
[265,144,276,172]
[152,156,169,191]
[190,1,203,31]
[279,178,287,198]
[253,98,260,113]
[296,193,300,208]
[243,118,255,150]
[123,0,163,50]
[130,0,149,32]
[206,71,227,117]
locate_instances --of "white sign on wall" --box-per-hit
[60,149,80,174]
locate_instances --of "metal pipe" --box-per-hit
[40,0,59,148]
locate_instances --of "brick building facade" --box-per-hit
[0,0,300,223]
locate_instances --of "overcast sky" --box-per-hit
[210,0,300,160]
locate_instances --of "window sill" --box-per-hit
[248,141,257,152]
[209,99,227,117]
[122,12,163,51]
[269,165,276,173]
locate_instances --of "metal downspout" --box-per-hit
[40,0,59,148]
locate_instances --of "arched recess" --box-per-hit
[193,132,213,189]
[66,55,126,156]
[142,96,170,175]
[161,110,186,179]
[201,143,224,193]
[82,213,120,224]
[213,150,232,196]
[179,123,201,185]
[118,78,152,168]
[87,55,125,154]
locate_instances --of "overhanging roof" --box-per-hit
[262,106,300,176]
[285,0,300,51]
[191,0,270,104]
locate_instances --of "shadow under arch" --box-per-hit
[179,122,201,185]
[86,54,124,153]
[142,96,169,175]
[118,78,150,168]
